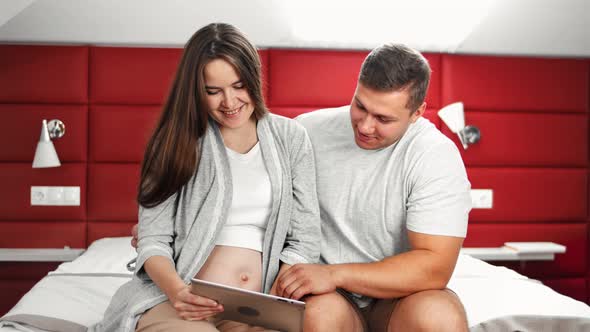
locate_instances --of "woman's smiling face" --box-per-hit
[204,58,255,130]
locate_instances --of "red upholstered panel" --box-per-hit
[90,105,160,162]
[88,221,137,244]
[0,263,60,316]
[426,54,442,109]
[468,168,587,222]
[90,48,269,105]
[0,221,86,248]
[87,163,139,221]
[268,50,367,107]
[0,45,88,103]
[442,112,588,167]
[259,50,269,103]
[0,262,61,279]
[0,280,41,316]
[542,278,587,303]
[90,47,182,104]
[441,55,589,112]
[0,163,86,221]
[268,50,441,109]
[465,223,587,277]
[423,109,440,128]
[0,105,87,162]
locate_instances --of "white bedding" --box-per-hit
[1,237,590,331]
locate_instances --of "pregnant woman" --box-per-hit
[93,22,320,332]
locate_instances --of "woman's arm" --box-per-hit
[136,194,222,320]
[144,256,223,320]
[279,125,321,266]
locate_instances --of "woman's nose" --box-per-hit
[221,90,236,109]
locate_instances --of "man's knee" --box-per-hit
[304,292,363,332]
[389,289,468,332]
[304,293,349,323]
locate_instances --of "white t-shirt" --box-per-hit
[297,106,471,306]
[215,142,272,252]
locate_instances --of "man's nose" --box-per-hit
[359,116,375,134]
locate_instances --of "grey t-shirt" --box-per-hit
[296,106,471,306]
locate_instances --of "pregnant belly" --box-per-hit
[195,245,263,292]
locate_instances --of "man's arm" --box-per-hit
[277,231,463,300]
[329,231,462,298]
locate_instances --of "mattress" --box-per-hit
[1,237,589,331]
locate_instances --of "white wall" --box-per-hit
[0,0,589,57]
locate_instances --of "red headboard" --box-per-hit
[0,45,588,306]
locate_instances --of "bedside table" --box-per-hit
[461,242,566,261]
[0,247,85,316]
[0,247,85,262]
[461,242,566,270]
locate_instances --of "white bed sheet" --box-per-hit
[1,237,589,331]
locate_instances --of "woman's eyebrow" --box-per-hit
[205,80,242,89]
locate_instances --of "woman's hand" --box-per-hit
[169,284,224,321]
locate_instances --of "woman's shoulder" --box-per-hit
[264,113,308,137]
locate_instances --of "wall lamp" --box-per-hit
[438,102,480,150]
[32,119,66,168]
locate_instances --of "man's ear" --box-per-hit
[410,102,427,123]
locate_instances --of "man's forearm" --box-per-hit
[329,249,454,299]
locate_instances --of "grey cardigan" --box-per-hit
[92,114,320,331]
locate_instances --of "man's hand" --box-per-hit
[131,224,138,249]
[276,264,338,300]
[270,263,292,296]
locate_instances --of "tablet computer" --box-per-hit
[190,278,305,332]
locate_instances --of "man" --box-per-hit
[275,44,472,331]
[132,43,471,331]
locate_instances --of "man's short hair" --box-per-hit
[359,44,431,112]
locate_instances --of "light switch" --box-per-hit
[31,186,80,206]
[470,189,493,209]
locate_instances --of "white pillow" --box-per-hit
[51,237,136,275]
[51,240,527,279]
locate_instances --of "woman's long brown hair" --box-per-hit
[138,23,268,208]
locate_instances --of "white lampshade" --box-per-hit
[437,102,465,134]
[32,119,61,168]
[438,102,468,149]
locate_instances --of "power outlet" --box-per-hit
[31,186,80,206]
[470,189,493,209]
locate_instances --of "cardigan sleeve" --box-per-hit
[134,193,177,280]
[280,125,321,265]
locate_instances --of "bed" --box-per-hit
[0,44,589,331]
[1,237,589,332]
